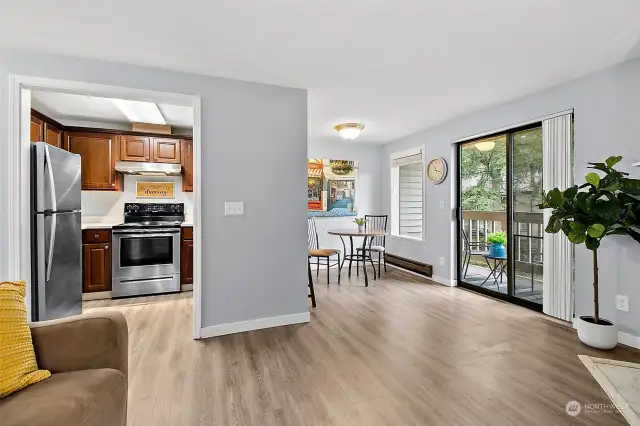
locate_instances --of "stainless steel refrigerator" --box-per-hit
[31,142,82,321]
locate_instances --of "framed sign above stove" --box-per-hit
[136,181,175,198]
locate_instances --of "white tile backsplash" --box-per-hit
[81,175,193,223]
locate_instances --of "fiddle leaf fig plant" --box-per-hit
[538,156,640,324]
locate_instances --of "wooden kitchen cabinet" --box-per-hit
[181,139,193,192]
[66,132,121,190]
[83,243,112,293]
[30,115,44,143]
[44,123,63,148]
[151,138,181,164]
[120,135,150,161]
[181,227,193,285]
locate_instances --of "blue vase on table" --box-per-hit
[488,243,506,258]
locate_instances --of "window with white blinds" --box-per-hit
[391,147,424,240]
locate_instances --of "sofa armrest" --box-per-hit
[30,310,128,379]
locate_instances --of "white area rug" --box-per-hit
[579,355,640,425]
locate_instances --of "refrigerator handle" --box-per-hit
[44,144,57,212]
[46,214,57,282]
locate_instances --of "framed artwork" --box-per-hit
[308,159,358,217]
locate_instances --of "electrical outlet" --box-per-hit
[439,201,445,210]
[224,202,244,216]
[439,257,446,266]
[616,295,629,312]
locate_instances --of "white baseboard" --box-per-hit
[200,312,310,338]
[430,275,454,287]
[571,318,640,349]
[386,264,452,287]
[618,331,640,349]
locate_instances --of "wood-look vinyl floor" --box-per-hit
[83,269,640,426]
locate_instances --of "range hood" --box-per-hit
[115,161,182,176]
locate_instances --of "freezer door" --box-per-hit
[33,142,81,213]
[35,211,82,321]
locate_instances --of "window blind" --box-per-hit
[398,161,423,238]
[393,151,423,167]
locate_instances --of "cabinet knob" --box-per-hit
[105,245,109,249]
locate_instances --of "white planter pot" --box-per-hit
[577,316,618,350]
[358,225,364,232]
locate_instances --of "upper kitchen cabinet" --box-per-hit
[181,139,193,192]
[30,115,44,143]
[30,111,63,148]
[65,132,121,190]
[152,138,181,164]
[121,135,150,161]
[44,123,63,148]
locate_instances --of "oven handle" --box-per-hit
[112,228,180,235]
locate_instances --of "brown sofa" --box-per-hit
[0,311,128,426]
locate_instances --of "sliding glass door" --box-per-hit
[511,127,544,305]
[457,125,543,310]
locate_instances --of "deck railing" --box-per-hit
[462,210,543,278]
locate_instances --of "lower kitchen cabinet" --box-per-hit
[181,227,193,285]
[83,243,112,293]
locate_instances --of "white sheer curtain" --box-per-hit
[542,112,573,321]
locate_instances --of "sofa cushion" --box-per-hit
[0,369,126,426]
[0,281,51,398]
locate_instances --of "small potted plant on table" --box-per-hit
[486,231,507,258]
[539,156,640,349]
[354,217,367,232]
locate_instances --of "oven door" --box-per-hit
[112,228,180,279]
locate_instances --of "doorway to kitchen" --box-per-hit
[456,123,544,311]
[8,75,204,338]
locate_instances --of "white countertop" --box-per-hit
[81,222,121,230]
[82,221,193,229]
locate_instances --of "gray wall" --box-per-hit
[0,49,308,328]
[308,138,384,251]
[382,57,640,337]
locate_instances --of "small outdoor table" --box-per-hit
[481,254,507,288]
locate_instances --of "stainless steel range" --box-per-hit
[111,203,184,298]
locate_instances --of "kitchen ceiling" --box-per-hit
[4,0,640,142]
[31,91,194,128]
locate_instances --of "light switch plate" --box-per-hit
[439,257,446,266]
[439,201,445,210]
[616,295,629,312]
[225,202,244,216]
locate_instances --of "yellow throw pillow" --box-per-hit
[0,281,51,398]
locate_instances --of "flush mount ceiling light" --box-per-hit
[334,123,365,140]
[111,99,167,125]
[474,140,496,151]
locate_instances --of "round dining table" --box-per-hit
[327,228,389,287]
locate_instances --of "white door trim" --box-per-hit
[7,74,204,339]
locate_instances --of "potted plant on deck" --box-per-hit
[486,231,507,258]
[538,156,640,349]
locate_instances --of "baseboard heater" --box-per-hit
[385,253,433,277]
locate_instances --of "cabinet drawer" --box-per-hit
[182,226,193,240]
[83,229,112,243]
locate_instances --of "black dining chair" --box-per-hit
[308,217,342,284]
[356,214,388,278]
[461,228,490,278]
[308,255,316,307]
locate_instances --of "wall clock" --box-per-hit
[426,157,448,184]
